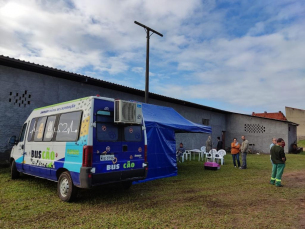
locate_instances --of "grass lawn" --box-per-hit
[1,153,305,228]
[298,140,305,148]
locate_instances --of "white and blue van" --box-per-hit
[9,96,148,202]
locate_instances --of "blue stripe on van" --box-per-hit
[17,163,80,185]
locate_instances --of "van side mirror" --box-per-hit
[8,136,17,146]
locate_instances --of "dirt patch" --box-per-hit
[297,197,305,228]
[283,171,305,188]
[284,172,305,228]
[300,199,305,228]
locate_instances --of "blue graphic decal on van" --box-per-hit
[15,156,24,163]
[63,142,83,172]
[54,157,65,169]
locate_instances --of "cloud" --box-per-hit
[132,67,144,74]
[153,19,305,113]
[0,0,304,114]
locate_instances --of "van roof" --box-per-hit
[33,96,115,111]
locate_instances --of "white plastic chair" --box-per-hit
[210,149,218,162]
[205,152,212,162]
[181,152,186,162]
[206,149,216,162]
[176,151,184,163]
[214,152,224,165]
[200,146,206,161]
[218,149,226,156]
[184,150,192,161]
[217,149,226,164]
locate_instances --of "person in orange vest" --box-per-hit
[231,138,240,168]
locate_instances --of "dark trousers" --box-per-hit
[241,152,247,168]
[232,153,240,167]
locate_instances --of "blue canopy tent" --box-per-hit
[135,103,212,183]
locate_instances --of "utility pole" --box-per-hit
[134,21,163,103]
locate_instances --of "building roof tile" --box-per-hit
[252,111,287,121]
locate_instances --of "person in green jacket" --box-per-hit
[270,138,286,187]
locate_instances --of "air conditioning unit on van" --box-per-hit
[114,100,143,124]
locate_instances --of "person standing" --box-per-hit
[177,143,185,163]
[206,136,212,153]
[270,138,277,149]
[270,138,277,164]
[231,138,240,168]
[240,135,249,169]
[282,140,285,149]
[216,137,223,151]
[270,138,286,187]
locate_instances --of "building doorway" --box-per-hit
[222,131,226,150]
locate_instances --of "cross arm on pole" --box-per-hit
[134,21,163,37]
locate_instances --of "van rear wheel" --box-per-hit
[57,172,77,202]
[11,160,20,180]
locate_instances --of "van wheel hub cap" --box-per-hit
[60,178,69,197]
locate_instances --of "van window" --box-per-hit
[124,126,142,142]
[43,116,56,142]
[96,112,112,122]
[27,118,37,142]
[97,110,111,116]
[19,123,27,142]
[34,117,47,142]
[97,123,119,141]
[96,110,119,142]
[56,111,82,142]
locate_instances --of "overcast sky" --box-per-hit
[0,0,304,114]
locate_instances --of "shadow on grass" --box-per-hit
[0,167,158,204]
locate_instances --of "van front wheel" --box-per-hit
[57,172,77,202]
[11,160,20,180]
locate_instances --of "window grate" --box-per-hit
[244,124,266,133]
[9,90,31,108]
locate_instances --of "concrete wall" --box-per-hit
[286,107,305,140]
[174,108,226,150]
[226,113,290,153]
[0,65,226,156]
[1,64,297,159]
